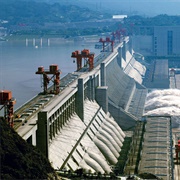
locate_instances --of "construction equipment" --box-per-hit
[111,27,127,43]
[36,64,61,95]
[99,37,114,52]
[71,49,95,71]
[0,90,16,128]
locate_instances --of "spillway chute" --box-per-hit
[104,120,124,143]
[99,128,121,152]
[87,151,112,173]
[78,159,95,173]
[106,115,125,138]
[94,137,118,165]
[83,153,105,174]
[96,132,119,158]
[101,124,123,148]
[49,100,126,173]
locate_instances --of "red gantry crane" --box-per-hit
[111,27,127,43]
[0,90,16,128]
[99,37,114,52]
[36,64,61,95]
[71,49,95,71]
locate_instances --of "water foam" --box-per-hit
[144,89,180,128]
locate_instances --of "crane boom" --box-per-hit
[71,49,95,71]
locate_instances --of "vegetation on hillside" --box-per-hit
[0,0,110,25]
[115,14,180,36]
[0,0,114,37]
[0,118,57,179]
[1,1,180,38]
[124,14,180,26]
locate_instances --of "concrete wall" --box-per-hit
[105,52,147,129]
[132,35,153,56]
[108,103,137,130]
[144,59,170,89]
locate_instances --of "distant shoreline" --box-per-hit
[6,34,100,43]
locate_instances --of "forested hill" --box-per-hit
[124,14,180,26]
[0,118,58,179]
[0,0,110,25]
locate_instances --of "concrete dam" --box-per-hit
[14,36,147,173]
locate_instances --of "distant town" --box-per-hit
[2,1,180,40]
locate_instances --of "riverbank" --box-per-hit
[5,34,101,43]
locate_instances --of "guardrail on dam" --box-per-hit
[15,36,147,172]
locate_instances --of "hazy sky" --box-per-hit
[35,0,180,16]
[81,0,180,16]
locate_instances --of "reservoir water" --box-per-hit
[0,38,100,110]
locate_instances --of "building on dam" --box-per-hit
[132,25,180,57]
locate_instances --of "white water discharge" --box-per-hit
[144,89,180,128]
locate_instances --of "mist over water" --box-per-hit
[144,89,180,128]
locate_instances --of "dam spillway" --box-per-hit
[49,100,125,173]
[14,36,148,173]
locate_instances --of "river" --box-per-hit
[0,37,101,110]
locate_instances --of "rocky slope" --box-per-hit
[0,117,57,180]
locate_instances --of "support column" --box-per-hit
[36,111,49,158]
[66,103,69,120]
[75,78,84,121]
[87,75,95,100]
[55,119,58,134]
[62,110,65,125]
[123,40,126,61]
[87,77,91,100]
[129,36,133,55]
[95,86,108,113]
[60,113,63,128]
[118,47,122,67]
[72,96,75,113]
[70,98,74,115]
[53,122,55,137]
[91,75,95,101]
[100,63,106,86]
[64,108,67,123]
[58,116,61,131]
[50,125,52,140]
[32,129,36,146]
